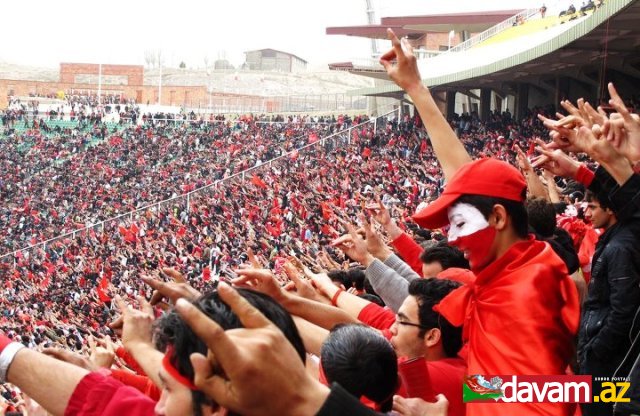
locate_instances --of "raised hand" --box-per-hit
[300,264,341,300]
[360,213,393,261]
[175,283,330,416]
[144,268,201,306]
[232,269,286,303]
[331,219,373,266]
[88,335,115,369]
[537,114,582,153]
[282,262,329,303]
[380,29,424,95]
[365,195,392,227]
[603,82,640,162]
[514,144,534,175]
[532,140,582,179]
[115,295,155,352]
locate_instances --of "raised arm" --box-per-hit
[115,295,164,389]
[380,28,472,181]
[232,269,358,330]
[5,342,89,416]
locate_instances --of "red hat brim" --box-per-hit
[412,192,460,229]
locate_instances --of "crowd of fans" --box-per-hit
[0,30,638,416]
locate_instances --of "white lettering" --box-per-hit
[565,382,590,403]
[516,383,533,402]
[547,382,564,402]
[501,376,517,403]
[532,382,549,402]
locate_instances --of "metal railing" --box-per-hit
[7,93,369,116]
[447,8,540,53]
[0,108,400,264]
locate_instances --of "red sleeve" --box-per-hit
[574,164,595,187]
[109,369,161,401]
[64,372,156,416]
[116,346,146,375]
[357,303,395,331]
[390,233,424,275]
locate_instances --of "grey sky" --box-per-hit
[1,0,555,69]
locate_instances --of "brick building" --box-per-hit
[0,63,254,109]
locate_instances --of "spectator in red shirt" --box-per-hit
[390,279,466,416]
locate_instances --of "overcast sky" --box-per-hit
[2,0,558,69]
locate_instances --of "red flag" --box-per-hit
[251,175,268,189]
[203,267,211,282]
[320,201,334,220]
[527,140,535,156]
[97,275,112,303]
[125,230,137,243]
[40,275,50,289]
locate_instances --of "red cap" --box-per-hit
[413,158,526,229]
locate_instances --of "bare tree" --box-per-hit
[155,50,164,68]
[143,49,164,69]
[144,50,157,68]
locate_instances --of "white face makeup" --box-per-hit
[447,203,490,242]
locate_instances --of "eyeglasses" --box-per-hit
[395,314,429,330]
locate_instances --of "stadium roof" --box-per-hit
[346,0,640,98]
[326,10,525,39]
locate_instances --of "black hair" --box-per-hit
[456,193,529,238]
[525,197,557,238]
[419,241,469,271]
[585,190,613,211]
[408,279,463,357]
[154,288,305,415]
[414,228,432,240]
[553,202,568,215]
[327,269,349,289]
[321,324,398,412]
[346,267,366,291]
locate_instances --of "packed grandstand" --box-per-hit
[0,1,639,415]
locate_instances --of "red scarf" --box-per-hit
[435,237,580,416]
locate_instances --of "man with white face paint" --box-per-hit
[412,158,581,416]
[381,28,581,416]
[445,203,496,271]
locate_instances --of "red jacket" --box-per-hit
[390,232,424,275]
[64,372,155,416]
[436,237,580,416]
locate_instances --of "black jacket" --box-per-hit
[577,221,640,363]
[586,169,640,411]
[317,383,381,415]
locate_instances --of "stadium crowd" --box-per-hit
[0,29,638,416]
